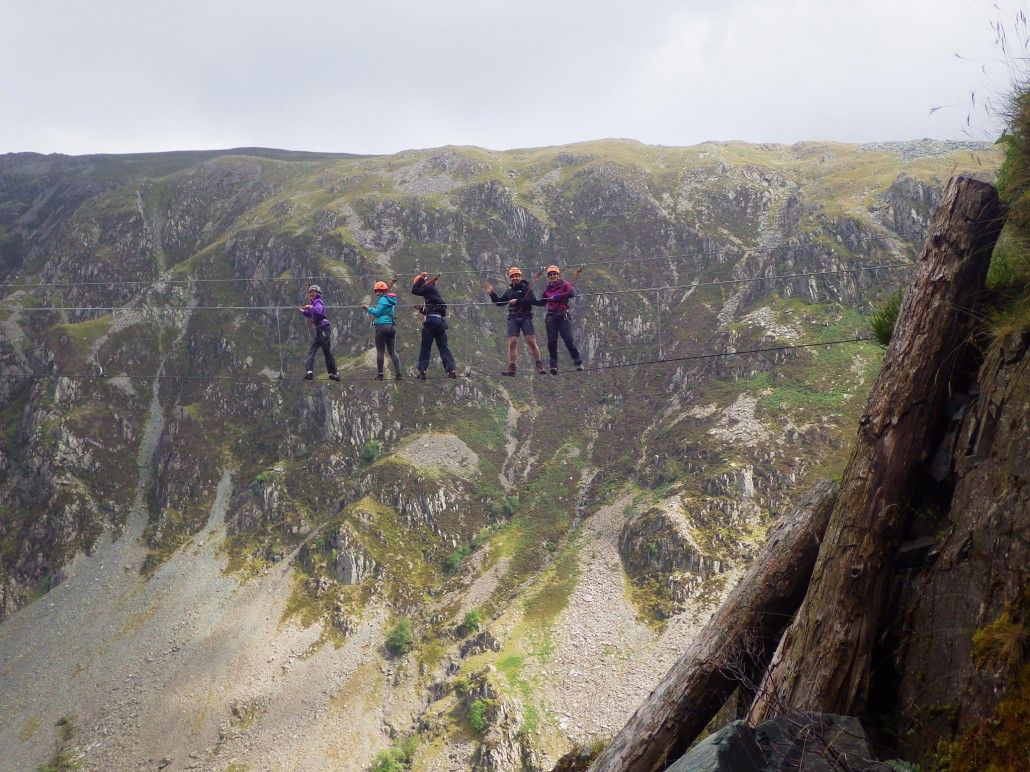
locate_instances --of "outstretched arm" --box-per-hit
[487,283,511,306]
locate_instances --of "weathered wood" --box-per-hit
[749,176,1005,722]
[588,480,839,772]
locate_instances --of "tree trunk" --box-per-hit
[588,480,839,772]
[749,175,1004,722]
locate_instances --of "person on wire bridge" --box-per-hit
[411,272,458,380]
[484,266,545,376]
[299,284,341,381]
[533,264,584,375]
[366,277,403,380]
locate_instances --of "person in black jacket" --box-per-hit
[411,272,457,379]
[483,267,545,376]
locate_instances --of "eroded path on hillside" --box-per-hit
[541,494,739,742]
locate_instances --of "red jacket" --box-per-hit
[535,279,576,313]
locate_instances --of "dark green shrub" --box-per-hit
[361,439,383,463]
[368,734,419,772]
[385,617,413,656]
[488,495,519,521]
[459,609,482,635]
[444,545,471,573]
[870,290,903,347]
[986,85,1030,338]
[468,699,489,733]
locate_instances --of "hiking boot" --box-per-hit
[394,373,403,380]
[447,370,458,379]
[329,372,341,381]
[575,363,584,372]
[500,364,517,377]
[416,371,427,381]
[549,366,558,375]
[375,373,384,381]
[535,360,546,374]
[303,371,314,381]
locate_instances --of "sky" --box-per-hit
[0,0,1019,155]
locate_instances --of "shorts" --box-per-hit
[506,316,535,337]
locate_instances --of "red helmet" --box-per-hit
[373,281,389,292]
[508,266,523,279]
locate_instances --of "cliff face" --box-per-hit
[0,140,1001,770]
[885,330,1029,761]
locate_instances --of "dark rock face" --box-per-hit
[322,523,378,585]
[887,330,1030,759]
[618,503,726,603]
[879,173,942,243]
[460,630,501,658]
[665,714,886,772]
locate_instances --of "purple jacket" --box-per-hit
[536,279,576,313]
[302,296,331,329]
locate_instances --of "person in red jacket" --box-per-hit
[533,265,584,374]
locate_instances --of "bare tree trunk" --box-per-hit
[749,175,1004,722]
[588,480,839,772]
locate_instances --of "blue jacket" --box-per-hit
[366,293,398,325]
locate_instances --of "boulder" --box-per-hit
[664,721,764,772]
[664,714,887,772]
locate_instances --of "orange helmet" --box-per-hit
[508,266,523,279]
[373,281,389,292]
[546,265,561,275]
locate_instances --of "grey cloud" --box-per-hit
[0,0,1010,154]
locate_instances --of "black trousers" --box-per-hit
[418,316,455,373]
[545,312,581,368]
[374,324,402,375]
[305,326,337,375]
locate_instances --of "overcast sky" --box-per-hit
[0,0,1018,155]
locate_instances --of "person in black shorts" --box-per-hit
[484,267,545,376]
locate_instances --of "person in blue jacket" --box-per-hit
[299,284,340,381]
[366,278,403,380]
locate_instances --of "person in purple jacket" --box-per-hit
[532,265,584,375]
[298,284,340,381]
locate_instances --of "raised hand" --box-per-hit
[427,275,439,286]
[483,281,494,294]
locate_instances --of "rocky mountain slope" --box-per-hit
[0,138,999,770]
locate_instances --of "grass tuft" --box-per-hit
[368,734,419,772]
[870,290,902,348]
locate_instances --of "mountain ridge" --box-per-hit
[0,138,1002,770]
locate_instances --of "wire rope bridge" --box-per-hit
[0,261,906,383]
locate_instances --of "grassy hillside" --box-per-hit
[0,137,1001,770]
